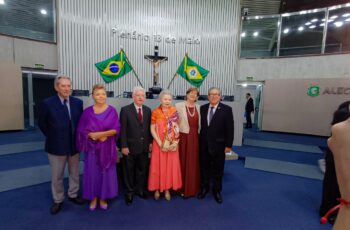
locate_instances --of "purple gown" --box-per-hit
[76,105,120,200]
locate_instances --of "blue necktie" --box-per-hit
[63,99,71,120]
[209,107,214,124]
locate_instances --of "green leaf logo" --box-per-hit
[307,85,320,97]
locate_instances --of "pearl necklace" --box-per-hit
[185,103,196,117]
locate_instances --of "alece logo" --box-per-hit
[307,85,320,97]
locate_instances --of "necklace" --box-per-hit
[186,104,196,117]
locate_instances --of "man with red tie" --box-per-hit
[120,86,152,205]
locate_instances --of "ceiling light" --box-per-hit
[40,9,47,15]
[320,23,325,27]
[334,21,344,27]
[346,18,350,22]
[342,13,350,17]
[322,19,326,22]
[328,19,334,23]
[242,84,248,87]
[313,9,318,13]
[346,3,350,7]
[330,15,338,19]
[282,13,290,17]
[311,18,318,22]
[255,16,260,19]
[309,25,316,29]
[283,28,289,34]
[253,31,259,37]
[0,0,5,5]
[298,26,304,31]
[305,22,312,26]
[241,32,246,37]
[300,11,307,15]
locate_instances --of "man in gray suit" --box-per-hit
[120,86,152,205]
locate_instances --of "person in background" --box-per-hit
[120,86,152,206]
[245,93,254,128]
[76,84,120,211]
[38,75,85,215]
[148,90,182,201]
[175,87,201,198]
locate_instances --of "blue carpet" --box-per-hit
[243,129,328,148]
[235,145,323,165]
[244,139,323,153]
[0,150,48,171]
[0,160,331,230]
[0,162,84,192]
[245,157,324,180]
[0,129,44,145]
[0,141,44,156]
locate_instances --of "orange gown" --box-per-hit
[148,106,182,192]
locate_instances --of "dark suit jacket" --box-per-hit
[245,97,254,113]
[200,102,234,152]
[120,103,152,154]
[38,95,83,156]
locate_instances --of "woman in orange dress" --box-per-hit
[148,90,182,201]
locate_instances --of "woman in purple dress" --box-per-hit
[76,84,120,211]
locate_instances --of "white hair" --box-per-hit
[54,75,71,86]
[208,87,221,95]
[159,89,173,100]
[132,86,145,96]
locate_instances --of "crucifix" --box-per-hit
[144,46,168,93]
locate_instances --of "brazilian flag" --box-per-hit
[95,50,132,83]
[176,55,209,87]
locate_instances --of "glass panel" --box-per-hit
[240,16,280,58]
[0,0,55,42]
[279,10,326,56]
[325,5,350,53]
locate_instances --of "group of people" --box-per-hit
[38,75,234,215]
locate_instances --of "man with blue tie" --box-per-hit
[38,75,84,214]
[197,87,234,204]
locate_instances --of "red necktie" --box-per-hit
[138,108,142,122]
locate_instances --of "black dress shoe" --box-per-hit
[136,191,148,199]
[125,194,133,206]
[213,191,223,204]
[68,196,85,205]
[197,189,209,199]
[50,202,63,215]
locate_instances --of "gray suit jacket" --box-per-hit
[120,103,152,154]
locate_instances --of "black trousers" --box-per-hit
[199,143,225,192]
[122,151,149,196]
[246,111,252,128]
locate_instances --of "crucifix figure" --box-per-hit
[145,46,168,93]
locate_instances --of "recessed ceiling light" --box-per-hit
[40,9,47,15]
[298,26,304,31]
[282,13,290,17]
[330,15,338,19]
[253,31,259,37]
[311,18,318,22]
[342,13,350,17]
[0,0,5,5]
[309,25,316,29]
[300,11,307,15]
[334,21,344,27]
[242,84,248,87]
[320,23,325,27]
[283,28,289,34]
[305,22,312,26]
[346,18,350,22]
[241,32,246,38]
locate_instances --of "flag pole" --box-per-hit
[121,49,144,88]
[167,53,188,89]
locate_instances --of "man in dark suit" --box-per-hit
[245,93,254,128]
[38,75,84,215]
[197,87,234,204]
[120,86,152,205]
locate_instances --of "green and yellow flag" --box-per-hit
[176,55,209,87]
[95,50,132,83]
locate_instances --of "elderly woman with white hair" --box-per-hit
[148,90,182,201]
